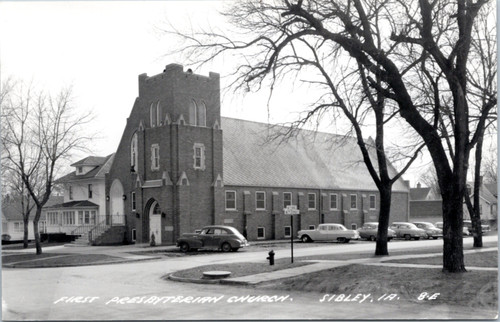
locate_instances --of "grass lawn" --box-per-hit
[2,253,124,268]
[171,258,310,279]
[260,264,497,310]
[384,250,498,267]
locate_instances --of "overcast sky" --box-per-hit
[1,1,496,186]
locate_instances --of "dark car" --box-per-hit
[357,222,396,241]
[390,222,427,240]
[463,220,491,235]
[176,225,249,252]
[412,222,443,239]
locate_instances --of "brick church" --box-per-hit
[105,63,410,245]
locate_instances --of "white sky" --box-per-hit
[1,1,496,186]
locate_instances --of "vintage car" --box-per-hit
[436,221,489,236]
[298,223,360,243]
[412,222,443,239]
[176,225,249,252]
[463,220,491,235]
[357,222,396,241]
[389,222,427,240]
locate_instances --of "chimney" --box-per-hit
[417,182,421,188]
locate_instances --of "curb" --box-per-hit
[167,274,224,285]
[2,256,162,269]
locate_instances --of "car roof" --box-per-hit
[412,222,432,225]
[201,225,237,230]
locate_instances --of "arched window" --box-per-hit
[130,133,138,172]
[197,101,206,127]
[150,103,157,127]
[189,100,197,126]
[156,101,162,126]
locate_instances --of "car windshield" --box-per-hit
[407,223,418,229]
[225,226,245,239]
[364,224,378,229]
[338,225,347,230]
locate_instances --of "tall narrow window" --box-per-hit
[330,193,338,210]
[283,192,292,208]
[198,101,207,127]
[131,192,136,211]
[257,227,265,239]
[189,100,197,126]
[350,194,357,210]
[256,191,266,210]
[130,133,138,172]
[369,195,376,210]
[88,184,93,199]
[156,101,162,126]
[193,143,205,170]
[151,144,160,170]
[150,103,157,127]
[69,186,73,200]
[308,193,316,210]
[225,191,236,210]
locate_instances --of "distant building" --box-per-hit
[2,196,63,242]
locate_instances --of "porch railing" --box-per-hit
[88,219,109,243]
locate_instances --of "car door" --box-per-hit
[201,228,215,248]
[211,228,224,248]
[317,225,329,241]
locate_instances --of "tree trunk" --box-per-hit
[23,216,29,249]
[33,207,43,255]
[471,128,485,247]
[442,188,466,272]
[375,185,392,256]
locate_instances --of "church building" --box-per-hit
[105,64,410,245]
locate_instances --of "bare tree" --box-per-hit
[167,0,496,272]
[1,81,93,254]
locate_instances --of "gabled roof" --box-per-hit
[71,156,108,167]
[45,200,99,209]
[221,118,409,192]
[57,154,114,183]
[2,196,63,221]
[410,187,432,200]
[484,183,497,198]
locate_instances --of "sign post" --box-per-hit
[284,205,300,264]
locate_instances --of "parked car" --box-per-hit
[176,225,249,252]
[412,222,443,239]
[463,220,491,235]
[298,223,360,243]
[389,222,427,240]
[357,222,396,241]
[436,221,490,236]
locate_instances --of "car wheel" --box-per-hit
[388,237,393,242]
[413,237,420,240]
[404,234,411,240]
[301,235,311,243]
[369,235,376,241]
[231,247,240,252]
[344,239,350,243]
[179,242,190,253]
[221,242,232,252]
[433,237,438,240]
[337,237,346,243]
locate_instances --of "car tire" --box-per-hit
[301,235,311,243]
[221,242,232,252]
[433,237,438,240]
[404,234,411,240]
[179,242,190,253]
[337,237,346,243]
[413,237,420,240]
[369,235,376,241]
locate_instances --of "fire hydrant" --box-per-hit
[267,250,275,265]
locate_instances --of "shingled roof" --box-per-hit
[57,154,115,183]
[221,118,409,192]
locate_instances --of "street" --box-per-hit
[2,236,498,320]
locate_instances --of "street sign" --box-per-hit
[284,205,300,215]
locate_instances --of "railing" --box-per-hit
[88,219,110,243]
[70,224,97,237]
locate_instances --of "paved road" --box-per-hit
[2,236,498,320]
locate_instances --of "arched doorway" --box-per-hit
[148,200,162,245]
[109,179,125,225]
